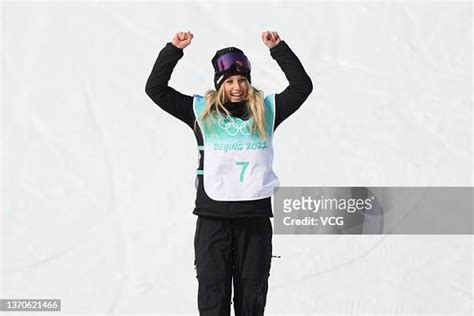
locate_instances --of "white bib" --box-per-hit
[193,94,280,201]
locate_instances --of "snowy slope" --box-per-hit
[2,1,472,315]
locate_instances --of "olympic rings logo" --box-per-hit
[217,117,251,136]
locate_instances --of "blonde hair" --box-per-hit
[194,78,267,139]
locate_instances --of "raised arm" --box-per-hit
[262,31,313,129]
[145,32,195,129]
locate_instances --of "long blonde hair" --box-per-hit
[194,79,267,139]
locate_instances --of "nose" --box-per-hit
[231,81,240,90]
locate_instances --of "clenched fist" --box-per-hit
[172,31,194,49]
[261,31,281,49]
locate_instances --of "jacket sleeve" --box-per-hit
[145,42,195,129]
[270,41,313,130]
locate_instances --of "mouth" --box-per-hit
[230,92,244,99]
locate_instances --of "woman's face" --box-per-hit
[223,75,249,102]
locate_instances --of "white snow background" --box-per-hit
[1,1,472,315]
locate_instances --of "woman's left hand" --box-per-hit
[261,31,281,49]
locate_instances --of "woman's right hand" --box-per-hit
[172,31,194,49]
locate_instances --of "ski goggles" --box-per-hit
[214,52,251,73]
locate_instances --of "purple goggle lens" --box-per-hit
[215,52,251,73]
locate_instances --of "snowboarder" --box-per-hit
[145,30,313,315]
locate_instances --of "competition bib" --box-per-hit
[193,94,280,201]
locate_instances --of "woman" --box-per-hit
[145,31,312,316]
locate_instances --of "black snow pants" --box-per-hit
[194,215,273,316]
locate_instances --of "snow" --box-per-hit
[2,1,472,315]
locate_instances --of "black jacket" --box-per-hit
[145,41,313,218]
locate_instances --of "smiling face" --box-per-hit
[223,75,249,102]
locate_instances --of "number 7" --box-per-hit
[235,161,249,182]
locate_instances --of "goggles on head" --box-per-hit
[214,52,251,73]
